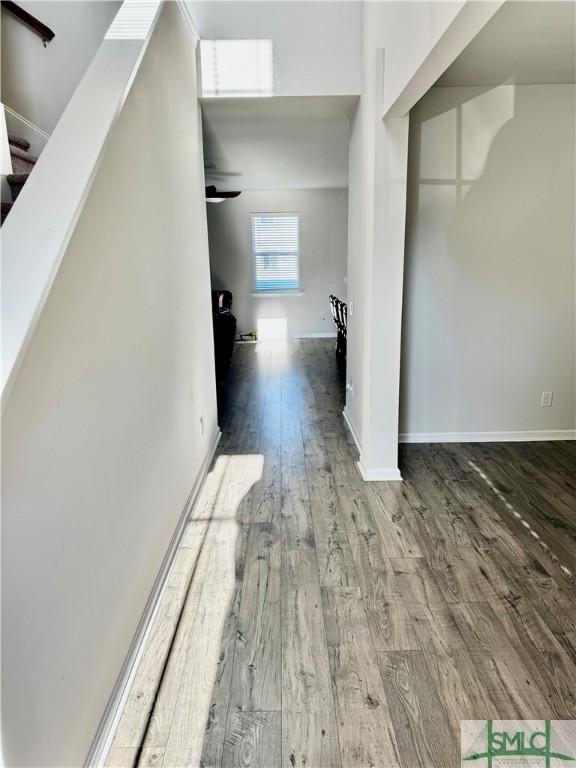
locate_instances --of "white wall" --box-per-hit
[1,1,120,133]
[400,84,576,438]
[208,189,348,338]
[1,4,217,765]
[188,1,361,96]
[202,97,354,191]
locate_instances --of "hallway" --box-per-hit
[107,339,576,768]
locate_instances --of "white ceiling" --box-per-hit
[202,96,357,191]
[438,0,576,86]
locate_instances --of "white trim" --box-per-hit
[175,0,200,44]
[297,332,337,339]
[357,461,403,482]
[342,408,361,453]
[87,428,221,768]
[2,104,50,140]
[399,430,576,444]
[382,1,504,118]
[342,408,402,482]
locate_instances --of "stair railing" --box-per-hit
[0,1,55,45]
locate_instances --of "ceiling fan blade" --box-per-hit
[205,185,241,200]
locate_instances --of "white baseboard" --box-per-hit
[296,332,337,339]
[399,429,576,444]
[342,409,403,482]
[87,428,221,767]
[342,408,361,453]
[357,461,403,482]
[235,333,337,342]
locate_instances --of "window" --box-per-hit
[105,0,161,40]
[200,39,273,97]
[251,214,301,294]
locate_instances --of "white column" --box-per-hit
[357,114,409,481]
[345,0,503,481]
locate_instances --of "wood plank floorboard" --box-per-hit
[105,340,576,768]
[281,549,341,768]
[222,711,281,768]
[421,649,499,736]
[229,522,282,713]
[321,587,400,768]
[331,461,419,652]
[377,651,458,768]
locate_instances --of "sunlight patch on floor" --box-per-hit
[467,459,573,578]
[157,452,264,764]
[257,318,287,341]
[192,454,264,521]
[106,452,264,765]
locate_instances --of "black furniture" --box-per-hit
[212,290,237,380]
[329,294,347,363]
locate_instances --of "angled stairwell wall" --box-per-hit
[1,3,217,765]
[1,1,121,135]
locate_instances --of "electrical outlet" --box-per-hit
[541,391,553,407]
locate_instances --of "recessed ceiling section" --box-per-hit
[437,1,576,86]
[202,95,358,192]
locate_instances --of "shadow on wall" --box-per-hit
[401,82,576,433]
[207,201,242,295]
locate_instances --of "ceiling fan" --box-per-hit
[205,185,241,204]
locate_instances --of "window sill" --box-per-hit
[251,292,304,298]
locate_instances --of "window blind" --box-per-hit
[200,39,273,97]
[251,214,300,293]
[105,0,160,40]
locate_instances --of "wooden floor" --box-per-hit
[107,339,576,768]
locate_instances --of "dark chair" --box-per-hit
[329,294,347,362]
[212,290,237,379]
